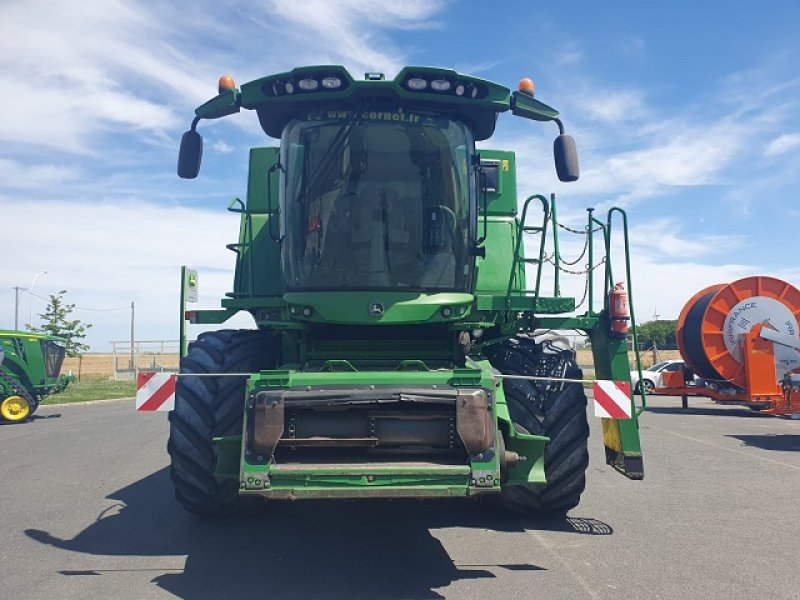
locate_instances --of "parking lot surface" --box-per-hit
[1,394,799,599]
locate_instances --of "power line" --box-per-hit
[27,290,128,312]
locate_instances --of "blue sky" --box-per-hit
[2,0,799,350]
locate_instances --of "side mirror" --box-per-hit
[554,134,579,182]
[177,129,203,179]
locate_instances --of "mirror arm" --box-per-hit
[554,118,565,135]
[190,116,202,131]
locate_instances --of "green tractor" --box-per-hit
[172,66,644,515]
[0,330,72,422]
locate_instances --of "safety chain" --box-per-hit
[574,271,591,310]
[573,257,606,310]
[559,234,589,266]
[556,221,604,235]
[544,254,605,276]
[522,216,602,265]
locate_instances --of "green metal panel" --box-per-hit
[195,89,240,119]
[246,147,279,214]
[478,149,517,216]
[226,147,284,301]
[283,291,473,325]
[475,219,520,294]
[588,315,644,479]
[214,363,555,499]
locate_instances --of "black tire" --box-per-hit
[641,379,655,394]
[167,329,274,515]
[485,336,589,514]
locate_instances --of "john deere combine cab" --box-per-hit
[171,66,644,515]
[0,330,71,422]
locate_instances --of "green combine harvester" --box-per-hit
[0,330,71,422]
[172,66,644,515]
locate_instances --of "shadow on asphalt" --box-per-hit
[727,434,800,452]
[0,413,61,427]
[31,412,62,421]
[644,405,769,418]
[25,467,613,599]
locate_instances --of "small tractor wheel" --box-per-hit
[0,394,34,422]
[486,336,589,514]
[167,329,273,515]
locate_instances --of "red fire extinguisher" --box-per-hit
[609,282,630,337]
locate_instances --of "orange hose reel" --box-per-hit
[676,276,800,388]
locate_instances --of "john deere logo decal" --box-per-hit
[368,303,384,317]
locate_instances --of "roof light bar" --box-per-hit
[403,74,485,99]
[263,71,349,97]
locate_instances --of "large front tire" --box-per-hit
[167,329,273,515]
[486,336,590,514]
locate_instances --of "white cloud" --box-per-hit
[212,140,235,154]
[0,159,81,188]
[553,40,584,68]
[491,116,746,210]
[0,198,246,349]
[262,0,447,76]
[0,0,231,153]
[620,36,646,57]
[629,218,743,259]
[764,133,800,157]
[580,89,646,123]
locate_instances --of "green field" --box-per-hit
[41,380,136,405]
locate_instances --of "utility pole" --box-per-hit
[130,301,135,370]
[13,286,27,330]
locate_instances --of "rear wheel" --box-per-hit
[167,329,274,515]
[486,336,589,514]
[641,379,655,393]
[0,394,36,422]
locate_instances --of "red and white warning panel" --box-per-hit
[136,372,176,412]
[592,380,633,419]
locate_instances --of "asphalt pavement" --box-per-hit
[1,394,799,599]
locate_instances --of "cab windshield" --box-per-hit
[281,108,474,291]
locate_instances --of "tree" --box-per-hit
[29,290,92,356]
[635,320,678,350]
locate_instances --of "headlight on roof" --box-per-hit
[321,76,342,89]
[298,77,319,91]
[406,77,428,90]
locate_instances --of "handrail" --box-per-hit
[589,212,609,311]
[550,193,561,297]
[505,194,549,308]
[587,208,595,316]
[607,207,646,414]
[226,198,255,298]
